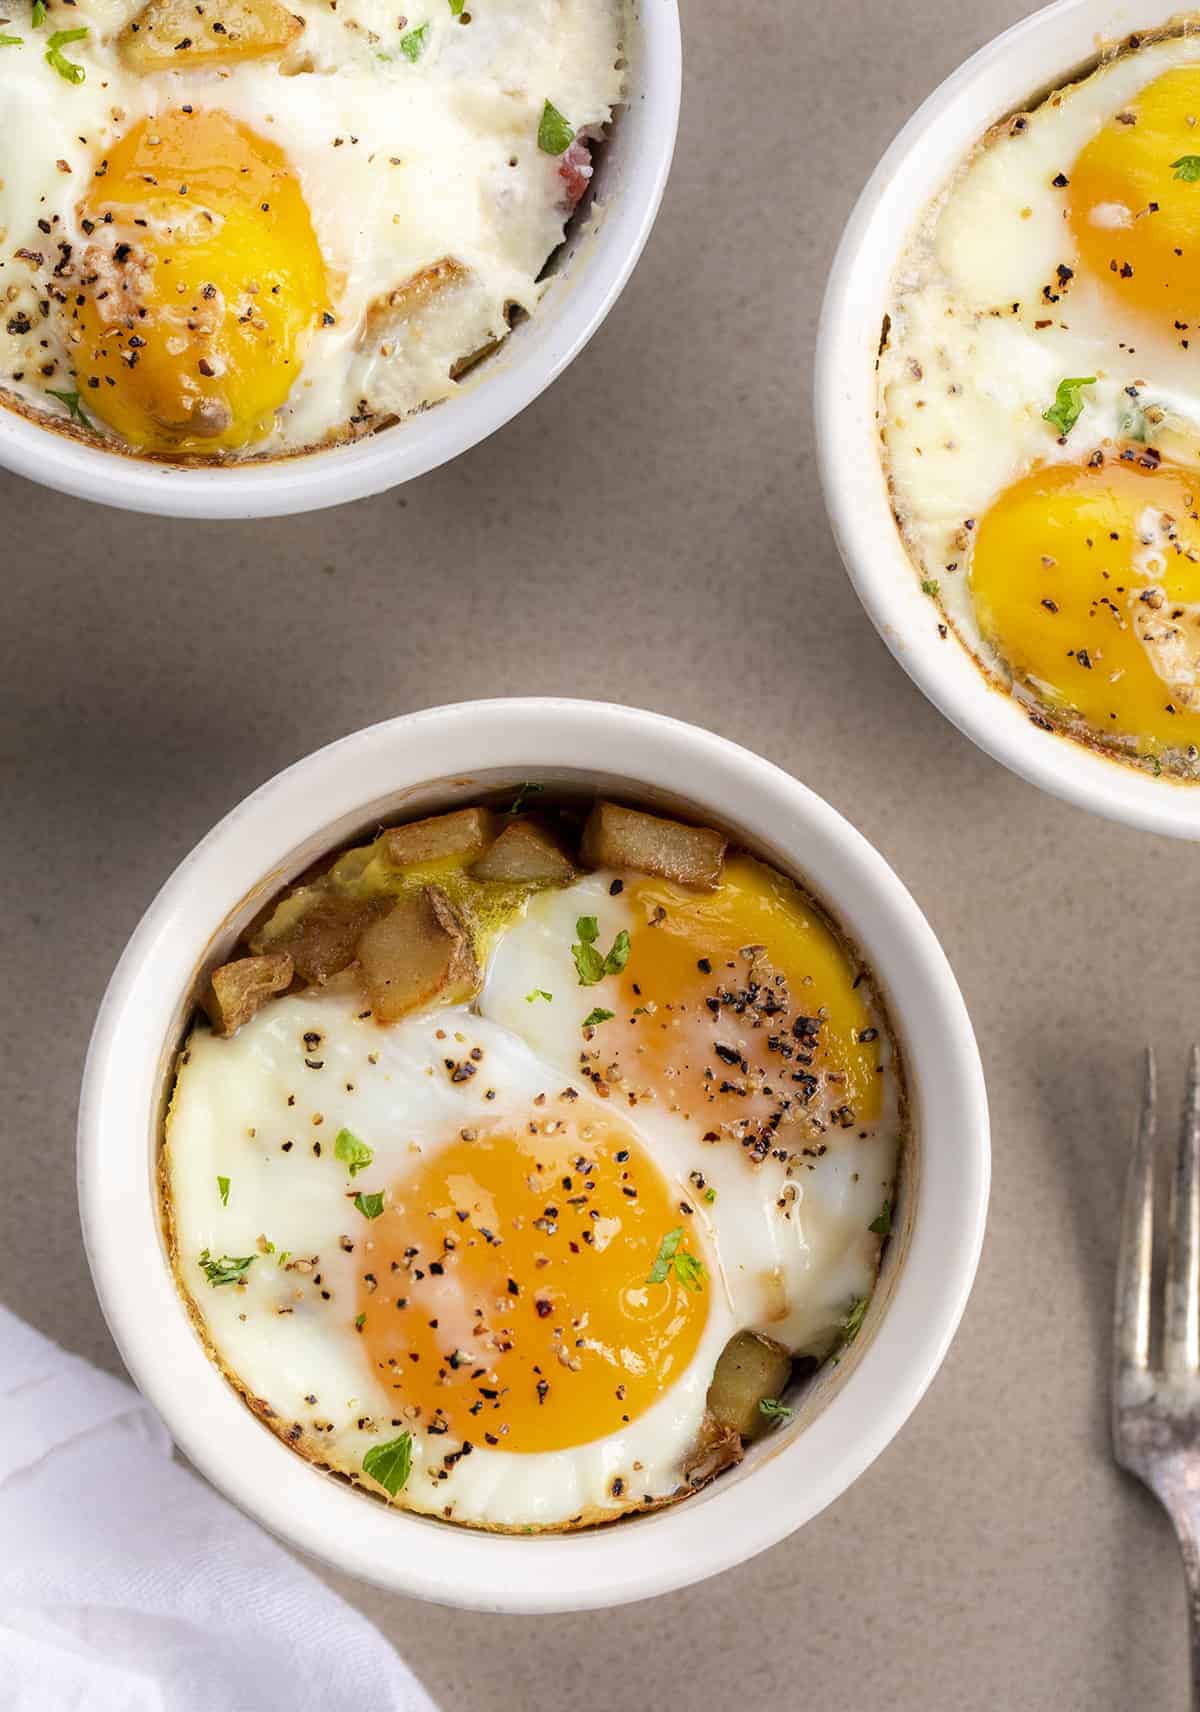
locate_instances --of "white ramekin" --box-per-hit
[77,700,989,1612]
[0,2,679,520]
[816,0,1200,840]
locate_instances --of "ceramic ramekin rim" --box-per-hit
[77,699,990,1612]
[0,0,681,520]
[815,0,1200,840]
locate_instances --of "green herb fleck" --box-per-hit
[217,1175,230,1207]
[507,781,544,815]
[45,25,87,81]
[1173,155,1200,181]
[448,0,465,11]
[572,917,631,986]
[842,1295,869,1344]
[647,1226,705,1291]
[703,1186,717,1204]
[538,98,575,156]
[354,1190,385,1220]
[920,578,939,598]
[276,1249,291,1268]
[355,1312,367,1331]
[31,0,45,23]
[1120,397,1148,442]
[525,989,553,1004]
[47,387,91,427]
[759,1397,793,1423]
[869,1198,891,1237]
[399,20,428,60]
[1042,375,1095,439]
[581,1007,614,1029]
[363,1430,412,1496]
[335,1127,373,1177]
[1151,754,1164,777]
[198,1249,255,1287]
[0,31,23,43]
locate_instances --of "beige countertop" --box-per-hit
[2,0,1195,1704]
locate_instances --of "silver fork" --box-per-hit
[1114,1047,1200,1705]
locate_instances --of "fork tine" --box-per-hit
[1115,1047,1157,1376]
[1165,1045,1200,1377]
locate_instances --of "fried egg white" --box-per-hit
[0,0,625,457]
[166,861,899,1531]
[880,27,1200,773]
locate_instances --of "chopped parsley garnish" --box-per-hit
[647,1226,706,1291]
[703,1186,717,1204]
[525,989,553,1004]
[842,1295,869,1344]
[538,99,575,156]
[1173,155,1200,181]
[45,25,87,81]
[276,1249,291,1268]
[0,32,23,43]
[1042,375,1095,439]
[759,1397,794,1423]
[354,1312,367,1331]
[335,1127,373,1177]
[354,1190,385,1220]
[571,917,630,985]
[217,1175,230,1207]
[31,0,45,23]
[399,21,428,60]
[198,1249,255,1287]
[507,781,544,815]
[363,1430,412,1496]
[46,387,91,427]
[869,1198,891,1236]
[920,578,939,598]
[1151,754,1164,778]
[581,1007,614,1029]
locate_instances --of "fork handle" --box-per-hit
[1160,1490,1200,1708]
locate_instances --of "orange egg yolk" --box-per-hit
[585,855,884,1161]
[1069,65,1200,330]
[71,108,327,454]
[357,1116,709,1455]
[970,452,1200,755]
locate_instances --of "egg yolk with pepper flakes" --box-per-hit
[971,452,1200,756]
[70,108,328,454]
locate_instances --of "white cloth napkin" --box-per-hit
[0,1305,439,1712]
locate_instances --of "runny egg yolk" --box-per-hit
[358,1118,708,1455]
[71,109,327,454]
[970,454,1200,754]
[1069,66,1200,329]
[598,855,883,1158]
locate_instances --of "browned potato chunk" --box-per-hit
[119,0,303,69]
[362,258,470,347]
[357,886,477,1024]
[381,807,495,870]
[254,893,387,985]
[470,818,577,884]
[581,801,726,890]
[681,1412,744,1485]
[202,953,293,1036]
[706,1330,793,1443]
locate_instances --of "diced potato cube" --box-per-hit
[357,886,477,1024]
[119,0,303,69]
[362,258,470,347]
[381,807,496,870]
[254,893,387,985]
[202,953,293,1036]
[581,801,727,890]
[470,818,577,884]
[706,1330,793,1442]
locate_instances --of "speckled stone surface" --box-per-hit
[2,1,1197,1705]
